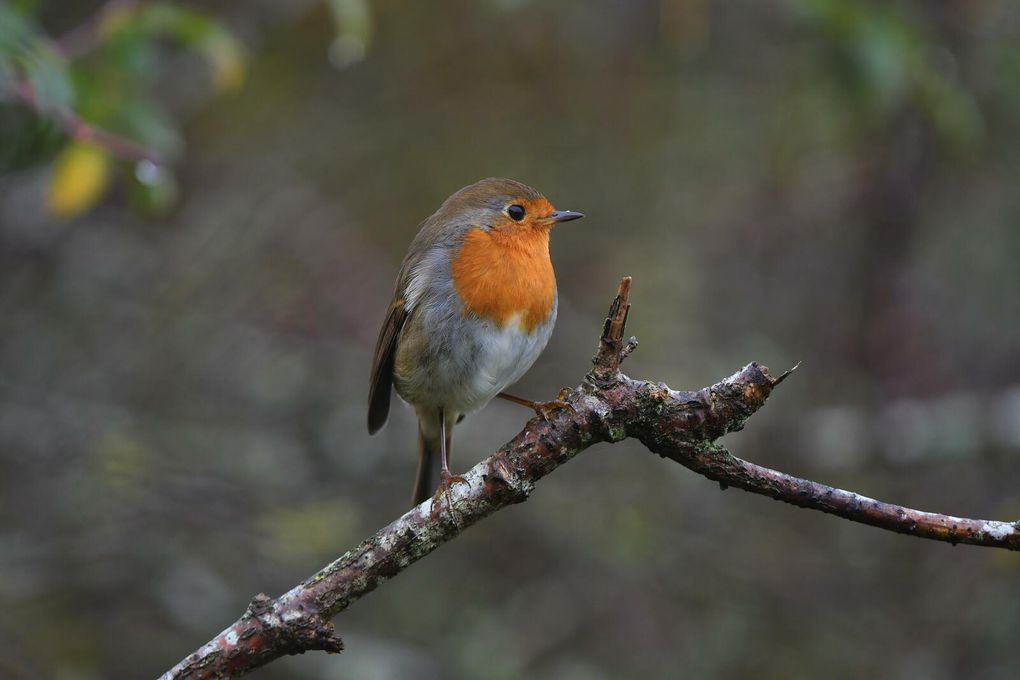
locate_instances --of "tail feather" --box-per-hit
[411,428,436,506]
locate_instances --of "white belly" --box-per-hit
[393,299,557,416]
[466,312,549,409]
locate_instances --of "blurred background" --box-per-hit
[2,0,1020,678]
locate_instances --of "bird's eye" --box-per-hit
[507,204,526,221]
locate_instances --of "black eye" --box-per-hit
[507,204,526,221]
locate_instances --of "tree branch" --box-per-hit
[8,80,164,165]
[159,277,1020,679]
[657,444,1020,548]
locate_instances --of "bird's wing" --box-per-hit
[367,213,468,434]
[367,295,408,434]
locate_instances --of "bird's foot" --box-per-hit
[430,471,468,518]
[497,389,576,422]
[532,388,576,422]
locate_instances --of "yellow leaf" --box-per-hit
[203,33,246,94]
[47,142,111,219]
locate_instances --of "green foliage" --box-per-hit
[0,2,72,111]
[794,0,984,149]
[0,0,375,219]
[0,0,246,218]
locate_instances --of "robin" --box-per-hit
[368,177,583,506]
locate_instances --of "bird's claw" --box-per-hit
[533,389,576,422]
[430,472,468,518]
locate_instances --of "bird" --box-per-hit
[367,177,583,507]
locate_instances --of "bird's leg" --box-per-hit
[437,408,465,485]
[432,406,466,515]
[497,389,575,422]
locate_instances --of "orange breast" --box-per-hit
[450,227,556,333]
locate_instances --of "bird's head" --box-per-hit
[440,177,584,235]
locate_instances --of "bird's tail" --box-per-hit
[411,428,437,506]
[411,420,454,507]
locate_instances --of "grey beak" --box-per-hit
[550,210,584,223]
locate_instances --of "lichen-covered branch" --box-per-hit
[653,444,1020,548]
[159,276,1020,679]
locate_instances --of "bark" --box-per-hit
[160,277,1020,679]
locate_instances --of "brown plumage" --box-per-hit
[367,298,407,435]
[368,178,583,505]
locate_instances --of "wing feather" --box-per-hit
[367,297,408,434]
[368,207,466,434]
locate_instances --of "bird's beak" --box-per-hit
[548,210,584,223]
